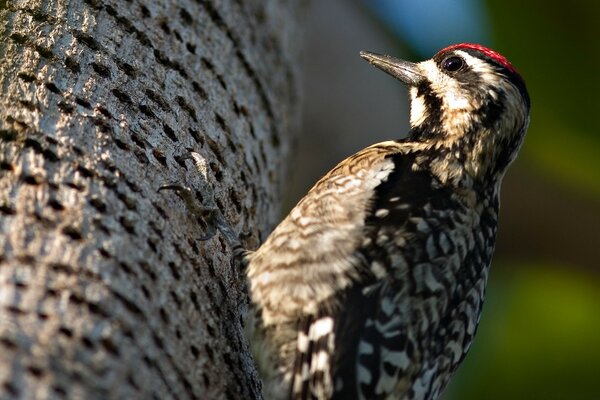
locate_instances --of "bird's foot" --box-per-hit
[158,183,220,241]
[158,152,242,247]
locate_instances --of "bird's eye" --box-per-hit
[442,56,465,72]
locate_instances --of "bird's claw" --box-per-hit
[158,152,219,241]
[159,151,244,251]
[159,184,218,214]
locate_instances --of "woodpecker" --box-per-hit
[162,43,530,400]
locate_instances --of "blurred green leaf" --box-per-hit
[485,0,600,197]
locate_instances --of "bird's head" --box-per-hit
[361,44,530,184]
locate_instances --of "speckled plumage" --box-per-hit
[242,44,530,400]
[165,44,530,400]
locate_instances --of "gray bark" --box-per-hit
[0,0,304,398]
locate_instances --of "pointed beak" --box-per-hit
[360,51,424,86]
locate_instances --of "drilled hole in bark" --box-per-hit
[153,203,168,219]
[47,199,64,211]
[188,128,203,145]
[45,82,61,94]
[52,385,67,396]
[81,336,94,349]
[145,89,168,110]
[162,124,178,142]
[64,56,80,73]
[149,222,162,238]
[232,99,241,116]
[17,72,36,82]
[138,261,156,281]
[204,343,215,360]
[152,149,167,166]
[214,113,228,132]
[206,138,224,166]
[89,197,107,213]
[229,189,242,213]
[22,174,43,185]
[16,254,35,264]
[190,344,200,359]
[271,131,281,148]
[27,366,44,378]
[159,307,169,324]
[133,149,149,164]
[87,302,108,318]
[35,45,53,59]
[74,31,100,51]
[14,281,27,290]
[10,33,27,44]
[75,97,91,109]
[170,291,181,308]
[97,106,112,118]
[58,101,74,114]
[140,4,150,17]
[140,284,150,299]
[42,148,59,162]
[3,381,19,396]
[177,96,197,121]
[76,165,93,178]
[202,372,210,387]
[19,99,36,111]
[58,326,73,337]
[167,261,181,280]
[215,198,226,215]
[6,305,25,315]
[189,291,200,311]
[117,192,137,210]
[187,238,199,255]
[98,247,111,258]
[130,133,146,149]
[139,104,155,118]
[114,138,130,151]
[116,60,136,77]
[0,337,17,350]
[62,226,83,240]
[152,333,164,350]
[112,89,132,105]
[24,138,43,152]
[65,182,85,192]
[192,81,208,100]
[147,238,157,253]
[91,62,111,78]
[180,7,193,24]
[201,57,214,73]
[159,20,170,34]
[0,205,15,215]
[127,373,140,389]
[101,337,120,356]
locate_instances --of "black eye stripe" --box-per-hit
[442,56,465,72]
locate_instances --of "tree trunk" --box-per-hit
[0,0,304,398]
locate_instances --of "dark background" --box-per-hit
[287,1,600,399]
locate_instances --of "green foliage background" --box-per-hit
[490,1,600,197]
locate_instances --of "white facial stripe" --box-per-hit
[409,87,428,127]
[412,60,472,133]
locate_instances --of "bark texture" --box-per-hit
[0,0,304,398]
